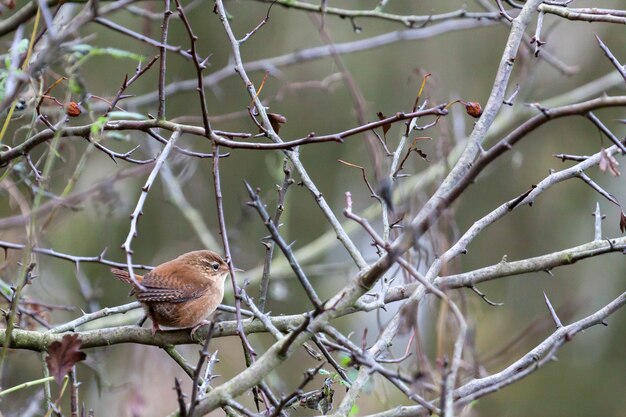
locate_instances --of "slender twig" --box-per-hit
[49,302,141,333]
[122,129,182,290]
[593,36,626,82]
[93,17,193,59]
[539,4,626,24]
[157,0,172,120]
[532,11,545,56]
[210,142,262,409]
[215,0,368,269]
[239,1,276,43]
[70,368,79,417]
[0,105,449,166]
[253,0,501,28]
[106,55,159,115]
[245,182,322,308]
[576,171,621,207]
[187,322,215,416]
[104,18,498,111]
[587,111,626,153]
[470,286,504,307]
[175,0,212,136]
[342,193,464,415]
[311,335,351,385]
[164,346,195,378]
[0,242,153,271]
[593,202,603,241]
[495,0,514,22]
[259,159,293,312]
[174,378,188,417]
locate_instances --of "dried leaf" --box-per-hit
[465,101,482,118]
[377,111,391,135]
[267,112,287,133]
[599,148,620,177]
[620,210,626,233]
[46,334,87,385]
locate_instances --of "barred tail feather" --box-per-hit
[110,268,139,285]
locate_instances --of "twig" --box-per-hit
[122,129,182,290]
[106,55,159,115]
[174,378,188,417]
[245,182,322,308]
[215,0,368,269]
[239,1,276,43]
[164,346,195,378]
[470,286,504,307]
[49,302,141,333]
[175,0,212,136]
[259,159,293,312]
[538,4,626,24]
[210,142,262,409]
[532,11,545,56]
[157,0,172,119]
[587,111,626,154]
[593,34,626,83]
[70,368,79,417]
[593,202,603,241]
[187,322,215,416]
[93,17,193,59]
[576,171,620,207]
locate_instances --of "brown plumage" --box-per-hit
[110,250,230,335]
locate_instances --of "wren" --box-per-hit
[110,250,230,335]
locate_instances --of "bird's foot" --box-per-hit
[190,320,212,339]
[151,321,161,336]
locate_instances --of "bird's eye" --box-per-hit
[211,262,220,271]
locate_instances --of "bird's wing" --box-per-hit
[135,265,211,303]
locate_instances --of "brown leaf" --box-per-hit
[46,334,87,385]
[377,111,391,136]
[599,148,620,177]
[620,210,626,234]
[267,112,287,133]
[465,101,482,118]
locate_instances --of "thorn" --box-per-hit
[543,291,563,329]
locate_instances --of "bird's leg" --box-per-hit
[151,321,161,336]
[190,320,212,338]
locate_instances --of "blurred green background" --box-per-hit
[1,1,625,416]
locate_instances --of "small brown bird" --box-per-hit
[110,250,230,335]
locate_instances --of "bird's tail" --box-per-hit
[110,268,142,285]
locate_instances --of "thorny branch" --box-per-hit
[0,1,625,416]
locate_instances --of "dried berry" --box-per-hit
[65,101,81,117]
[465,101,482,118]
